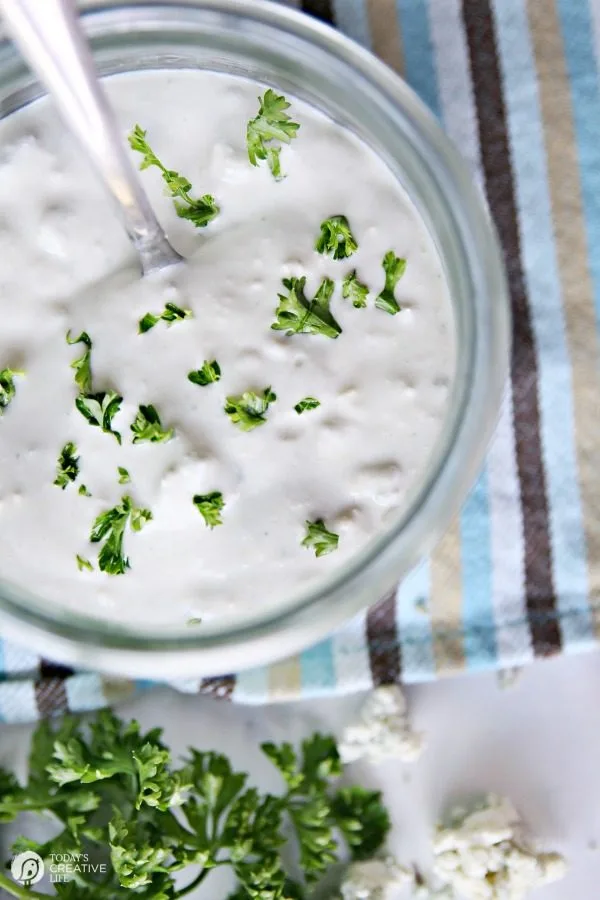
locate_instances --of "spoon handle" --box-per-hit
[1,0,182,273]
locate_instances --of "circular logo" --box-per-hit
[11,851,44,886]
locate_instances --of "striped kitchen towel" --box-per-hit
[1,0,599,721]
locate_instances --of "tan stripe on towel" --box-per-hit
[430,514,465,673]
[527,0,600,634]
[366,0,404,74]
[268,655,302,699]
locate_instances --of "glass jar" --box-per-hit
[0,0,510,678]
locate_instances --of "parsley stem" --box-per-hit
[174,867,210,898]
[0,872,48,899]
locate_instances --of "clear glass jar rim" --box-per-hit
[0,0,510,678]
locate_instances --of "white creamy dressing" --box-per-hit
[0,70,454,628]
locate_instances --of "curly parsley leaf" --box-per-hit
[76,391,122,443]
[0,367,24,415]
[138,302,193,334]
[271,277,341,339]
[54,442,79,489]
[66,330,93,393]
[76,555,93,573]
[193,492,225,528]
[376,251,406,315]
[131,404,174,444]
[315,216,358,260]
[118,467,131,485]
[129,124,219,228]
[294,397,320,415]
[90,495,152,575]
[330,786,390,861]
[79,484,91,497]
[302,520,339,557]
[225,387,277,431]
[188,359,221,386]
[342,271,369,308]
[247,90,300,180]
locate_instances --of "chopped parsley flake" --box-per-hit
[90,495,152,575]
[130,404,174,444]
[76,391,123,444]
[76,555,94,572]
[315,216,358,259]
[342,271,369,308]
[246,89,300,179]
[188,360,221,386]
[78,484,92,497]
[376,252,406,315]
[271,277,341,339]
[54,442,79,489]
[0,367,24,416]
[129,124,219,228]
[295,397,320,414]
[302,519,339,557]
[193,492,225,528]
[66,331,93,393]
[138,302,193,334]
[224,387,277,431]
[187,617,203,626]
[118,467,131,485]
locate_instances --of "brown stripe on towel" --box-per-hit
[40,658,75,679]
[35,677,69,717]
[301,0,335,24]
[462,0,560,655]
[200,675,236,700]
[366,589,401,684]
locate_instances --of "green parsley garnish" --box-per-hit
[129,124,219,228]
[295,397,321,414]
[66,330,93,393]
[76,555,94,572]
[138,302,193,334]
[271,276,342,338]
[76,391,123,444]
[342,270,369,308]
[130,404,174,444]
[187,617,203,626]
[376,251,406,315]
[188,359,221,386]
[78,484,92,497]
[315,215,358,259]
[0,712,389,900]
[0,367,24,416]
[90,495,152,575]
[118,467,131,485]
[302,519,339,557]
[246,89,300,179]
[193,492,225,528]
[224,387,277,431]
[53,441,79,489]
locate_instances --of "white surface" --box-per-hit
[1,651,600,897]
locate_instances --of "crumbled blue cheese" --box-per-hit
[431,794,567,900]
[338,686,424,764]
[340,856,413,900]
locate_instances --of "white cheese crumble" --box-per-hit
[431,794,567,900]
[338,686,424,764]
[340,857,413,900]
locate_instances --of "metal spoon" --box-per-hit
[1,0,183,275]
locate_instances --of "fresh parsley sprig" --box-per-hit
[225,387,277,431]
[129,124,219,228]
[302,519,339,557]
[193,492,225,528]
[271,277,342,339]
[188,360,221,386]
[342,271,369,308]
[54,442,80,489]
[90,495,152,575]
[66,331,93,393]
[76,391,123,444]
[295,397,320,414]
[0,713,389,900]
[139,302,193,334]
[0,367,24,416]
[247,89,300,179]
[376,251,406,315]
[118,467,131,485]
[315,216,358,259]
[131,405,174,444]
